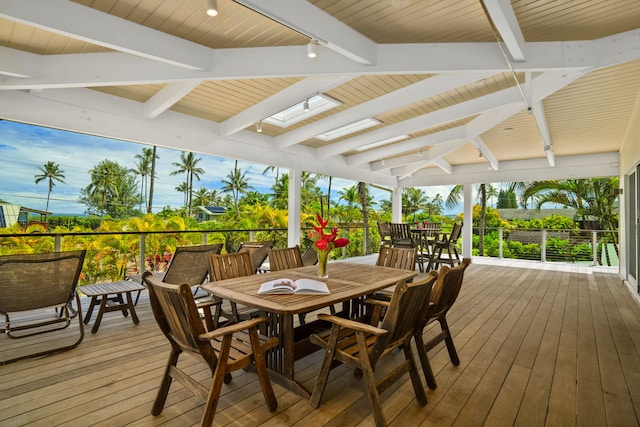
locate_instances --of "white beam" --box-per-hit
[235,0,377,65]
[0,0,212,70]
[144,81,203,119]
[532,101,555,167]
[481,0,527,61]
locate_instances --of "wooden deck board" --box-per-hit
[1,259,639,427]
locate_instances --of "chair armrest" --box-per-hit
[198,316,269,340]
[317,313,388,336]
[364,298,391,309]
[196,299,221,309]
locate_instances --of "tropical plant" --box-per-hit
[170,151,205,216]
[403,187,429,222]
[221,160,253,214]
[34,161,66,211]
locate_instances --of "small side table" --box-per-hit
[81,281,146,333]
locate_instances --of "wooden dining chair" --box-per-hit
[414,258,470,389]
[377,221,392,247]
[207,252,262,324]
[142,272,278,427]
[309,272,437,427]
[372,246,419,301]
[0,250,87,363]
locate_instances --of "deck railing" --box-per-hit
[0,225,619,283]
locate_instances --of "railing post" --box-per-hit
[592,230,598,266]
[499,228,503,259]
[250,231,255,241]
[139,233,146,273]
[541,229,547,262]
[201,231,207,245]
[54,235,61,252]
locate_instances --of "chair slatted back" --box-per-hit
[423,223,441,237]
[301,245,318,266]
[208,252,255,281]
[375,246,417,272]
[0,250,86,312]
[369,272,436,365]
[389,222,412,240]
[144,273,216,368]
[268,246,304,271]
[163,244,222,286]
[428,258,470,319]
[448,223,463,243]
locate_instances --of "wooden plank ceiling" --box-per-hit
[0,0,638,187]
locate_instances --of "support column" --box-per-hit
[463,183,473,260]
[391,187,403,222]
[288,168,302,247]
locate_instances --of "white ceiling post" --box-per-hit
[392,187,403,223]
[463,183,473,260]
[288,167,302,247]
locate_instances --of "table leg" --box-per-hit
[124,291,139,324]
[92,295,109,333]
[84,296,98,324]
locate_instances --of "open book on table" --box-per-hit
[258,278,330,295]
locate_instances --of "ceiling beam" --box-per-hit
[481,0,527,61]
[0,0,212,71]
[234,0,377,65]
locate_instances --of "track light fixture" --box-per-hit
[418,149,423,157]
[303,99,310,112]
[478,148,483,158]
[206,0,218,16]
[307,40,318,58]
[256,121,262,133]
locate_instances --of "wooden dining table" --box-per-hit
[201,262,417,398]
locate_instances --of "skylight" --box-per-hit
[354,134,409,151]
[315,118,381,141]
[262,94,341,128]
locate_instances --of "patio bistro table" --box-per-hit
[81,281,145,333]
[201,262,417,398]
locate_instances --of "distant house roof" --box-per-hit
[197,206,227,215]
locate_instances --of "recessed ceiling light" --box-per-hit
[262,94,341,128]
[355,135,409,151]
[316,118,381,141]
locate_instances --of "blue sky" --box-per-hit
[0,120,455,215]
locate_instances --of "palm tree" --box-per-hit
[175,182,188,208]
[34,161,66,212]
[221,160,253,214]
[131,149,150,211]
[403,187,429,222]
[170,151,205,216]
[147,146,158,214]
[192,188,212,207]
[358,182,371,255]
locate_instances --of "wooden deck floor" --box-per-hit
[1,259,639,426]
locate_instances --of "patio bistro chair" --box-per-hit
[207,252,263,325]
[0,250,86,363]
[377,221,392,247]
[142,272,278,427]
[301,244,318,266]
[427,223,463,271]
[237,240,274,273]
[309,272,437,427]
[415,258,470,389]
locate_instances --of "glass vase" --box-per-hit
[316,249,329,278]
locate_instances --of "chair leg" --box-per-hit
[440,317,460,366]
[414,332,438,390]
[248,328,278,411]
[152,349,180,416]
[202,336,232,427]
[404,344,428,406]
[355,332,386,427]
[310,325,341,408]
